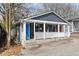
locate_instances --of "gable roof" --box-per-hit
[15,11,71,25]
[30,11,70,24]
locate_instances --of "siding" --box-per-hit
[35,32,68,40]
[69,21,79,32]
[74,21,79,32]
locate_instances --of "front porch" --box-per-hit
[22,19,70,40]
[34,23,65,40]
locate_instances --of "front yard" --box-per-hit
[19,37,79,56]
[1,36,79,56]
[0,44,21,56]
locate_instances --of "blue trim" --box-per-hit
[18,26,20,42]
[26,23,30,40]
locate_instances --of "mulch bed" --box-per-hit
[0,44,22,56]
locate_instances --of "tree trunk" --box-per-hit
[6,4,11,48]
[7,3,11,48]
[5,4,9,48]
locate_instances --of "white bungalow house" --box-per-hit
[17,11,71,42]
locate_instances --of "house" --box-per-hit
[67,17,79,33]
[17,11,71,42]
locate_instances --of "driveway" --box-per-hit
[19,38,79,56]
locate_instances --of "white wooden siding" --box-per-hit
[35,32,68,40]
[35,32,44,39]
[46,32,66,38]
[46,32,58,38]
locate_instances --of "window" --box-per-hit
[46,24,58,32]
[60,25,63,32]
[35,23,43,32]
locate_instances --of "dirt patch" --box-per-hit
[41,39,73,47]
[27,43,42,51]
[0,44,21,56]
[26,38,73,51]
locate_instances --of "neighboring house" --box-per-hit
[67,17,79,33]
[17,11,71,41]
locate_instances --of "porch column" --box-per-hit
[21,22,26,48]
[20,24,22,41]
[63,25,65,33]
[72,21,74,32]
[34,22,35,40]
[58,24,60,37]
[44,23,46,40]
[68,25,70,37]
[23,22,26,40]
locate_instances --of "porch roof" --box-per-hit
[14,11,71,25]
[22,11,71,25]
[22,19,67,25]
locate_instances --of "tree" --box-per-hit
[0,3,30,48]
[43,3,79,19]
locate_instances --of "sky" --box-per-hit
[26,3,79,10]
[27,3,45,9]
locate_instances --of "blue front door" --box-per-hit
[17,26,20,42]
[26,23,30,40]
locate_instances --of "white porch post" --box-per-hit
[21,22,26,48]
[68,25,70,37]
[63,25,65,33]
[34,22,35,40]
[20,23,22,42]
[44,23,46,40]
[23,22,26,39]
[63,25,66,37]
[72,21,74,32]
[58,24,60,37]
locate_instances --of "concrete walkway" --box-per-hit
[19,38,79,56]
